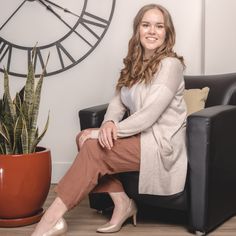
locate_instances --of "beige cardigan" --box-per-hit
[93,57,188,195]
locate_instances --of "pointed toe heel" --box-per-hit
[96,199,138,233]
[42,218,68,236]
[133,211,137,226]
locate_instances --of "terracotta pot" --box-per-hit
[0,147,51,226]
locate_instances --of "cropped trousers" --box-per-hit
[55,131,140,210]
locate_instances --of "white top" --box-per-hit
[120,83,139,115]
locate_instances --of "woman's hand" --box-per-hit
[98,121,117,150]
[76,129,92,151]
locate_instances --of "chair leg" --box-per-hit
[195,231,206,236]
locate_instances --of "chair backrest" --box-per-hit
[184,73,236,107]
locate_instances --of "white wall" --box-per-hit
[0,0,203,182]
[205,0,236,74]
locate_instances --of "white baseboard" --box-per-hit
[51,162,72,183]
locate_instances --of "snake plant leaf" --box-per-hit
[21,119,29,154]
[35,128,39,139]
[28,54,49,151]
[19,86,25,103]
[2,93,15,147]
[4,143,12,154]
[0,144,4,154]
[30,112,49,153]
[22,48,38,132]
[0,133,3,152]
[2,94,11,125]
[25,55,35,108]
[0,122,13,154]
[22,68,34,131]
[3,70,16,123]
[13,115,24,154]
[13,93,22,118]
[28,73,42,151]
[3,72,16,148]
[0,124,9,143]
[2,70,16,145]
[29,128,39,153]
[0,99,3,118]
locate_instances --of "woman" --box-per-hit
[32,3,187,236]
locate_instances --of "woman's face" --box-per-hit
[139,8,166,59]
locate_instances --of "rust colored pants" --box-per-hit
[55,132,140,210]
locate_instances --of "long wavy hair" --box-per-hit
[116,4,184,91]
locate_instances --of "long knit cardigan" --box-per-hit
[93,57,188,195]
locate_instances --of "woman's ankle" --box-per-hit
[109,192,130,207]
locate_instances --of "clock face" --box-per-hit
[0,0,116,77]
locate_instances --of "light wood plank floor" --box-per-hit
[0,185,236,236]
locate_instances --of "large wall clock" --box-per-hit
[0,0,116,77]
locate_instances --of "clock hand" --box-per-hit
[37,0,92,47]
[42,0,80,18]
[0,0,27,31]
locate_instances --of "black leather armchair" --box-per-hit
[79,73,236,235]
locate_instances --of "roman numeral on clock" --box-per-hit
[0,39,12,72]
[56,42,75,69]
[80,11,109,40]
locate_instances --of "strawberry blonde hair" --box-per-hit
[116,4,184,91]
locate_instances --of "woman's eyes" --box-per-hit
[141,23,164,28]
[141,23,149,27]
[157,25,164,29]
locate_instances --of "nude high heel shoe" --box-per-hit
[96,199,137,233]
[42,218,68,236]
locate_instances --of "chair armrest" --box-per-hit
[79,104,108,130]
[187,105,236,232]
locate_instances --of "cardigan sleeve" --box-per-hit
[102,92,127,124]
[116,57,184,137]
[89,92,127,139]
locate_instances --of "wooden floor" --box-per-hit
[0,185,236,236]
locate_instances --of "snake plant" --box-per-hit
[0,50,49,154]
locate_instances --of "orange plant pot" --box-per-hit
[0,147,51,227]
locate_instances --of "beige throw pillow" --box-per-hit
[183,87,210,115]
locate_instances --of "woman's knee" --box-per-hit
[77,128,101,147]
[76,130,85,150]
